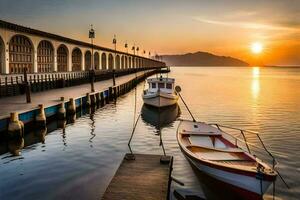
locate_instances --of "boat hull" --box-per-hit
[176,120,277,200]
[180,145,273,200]
[142,92,178,108]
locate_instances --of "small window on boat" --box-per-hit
[151,83,156,88]
[166,83,172,89]
[158,83,165,88]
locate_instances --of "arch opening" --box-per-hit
[72,48,82,71]
[116,55,120,69]
[108,53,114,70]
[128,57,131,68]
[37,40,54,73]
[133,58,135,68]
[125,56,128,69]
[57,44,68,72]
[9,35,34,74]
[121,56,124,69]
[94,52,99,70]
[0,36,4,74]
[101,53,107,70]
[85,51,91,70]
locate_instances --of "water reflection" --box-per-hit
[141,104,181,156]
[252,67,260,99]
[34,127,47,144]
[8,137,24,156]
[89,112,96,147]
[57,120,67,146]
[141,104,181,130]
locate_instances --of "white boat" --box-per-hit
[177,120,277,200]
[142,76,179,108]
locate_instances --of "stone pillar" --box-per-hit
[4,42,9,74]
[106,54,109,70]
[99,51,102,70]
[113,54,116,69]
[81,52,85,71]
[33,46,38,73]
[68,51,72,72]
[53,49,58,72]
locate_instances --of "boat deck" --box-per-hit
[102,153,173,200]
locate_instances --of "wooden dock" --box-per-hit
[102,153,173,200]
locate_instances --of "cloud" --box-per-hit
[193,17,299,32]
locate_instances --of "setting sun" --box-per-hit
[251,42,263,54]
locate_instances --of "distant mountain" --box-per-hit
[161,51,249,66]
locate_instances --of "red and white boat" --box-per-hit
[177,120,277,200]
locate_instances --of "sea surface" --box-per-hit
[0,66,299,200]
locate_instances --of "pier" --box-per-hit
[102,154,173,200]
[0,68,164,135]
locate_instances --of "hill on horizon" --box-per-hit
[161,51,249,66]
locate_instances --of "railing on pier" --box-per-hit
[0,67,162,98]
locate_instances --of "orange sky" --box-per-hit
[1,0,299,66]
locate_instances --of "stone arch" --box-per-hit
[115,55,120,69]
[72,47,82,71]
[125,56,128,69]
[94,52,99,70]
[57,44,68,72]
[108,53,114,70]
[0,36,4,74]
[9,34,34,74]
[85,50,91,70]
[37,40,54,73]
[101,52,107,70]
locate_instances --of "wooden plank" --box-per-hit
[102,153,172,200]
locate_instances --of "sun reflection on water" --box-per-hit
[251,67,260,99]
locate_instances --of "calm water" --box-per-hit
[0,67,299,200]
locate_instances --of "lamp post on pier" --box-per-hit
[125,41,128,53]
[89,25,95,92]
[113,35,117,51]
[112,35,117,86]
[132,45,135,55]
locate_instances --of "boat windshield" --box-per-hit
[158,83,165,89]
[166,83,172,89]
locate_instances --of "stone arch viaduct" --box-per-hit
[0,20,165,74]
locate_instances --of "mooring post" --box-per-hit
[57,102,66,120]
[86,93,91,106]
[112,69,116,86]
[68,98,76,115]
[8,112,24,138]
[108,87,113,101]
[23,68,31,103]
[100,92,105,106]
[89,69,95,92]
[36,104,46,128]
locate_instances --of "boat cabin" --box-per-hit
[147,77,175,93]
